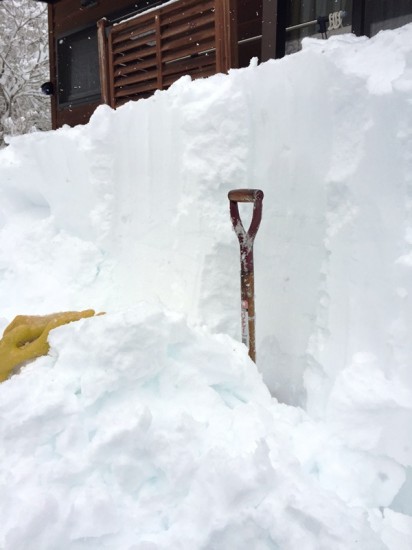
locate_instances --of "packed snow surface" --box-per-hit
[1,25,412,549]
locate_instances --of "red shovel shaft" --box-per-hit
[228,189,264,362]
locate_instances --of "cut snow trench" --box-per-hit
[0,25,412,549]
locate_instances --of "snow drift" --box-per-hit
[0,306,389,549]
[0,24,412,549]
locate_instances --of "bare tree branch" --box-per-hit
[0,0,51,146]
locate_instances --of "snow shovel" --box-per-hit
[228,189,264,362]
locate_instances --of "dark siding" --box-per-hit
[237,0,263,66]
[364,0,412,36]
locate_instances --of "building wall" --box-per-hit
[49,0,263,128]
[49,0,167,128]
[48,0,412,129]
[52,0,142,34]
[237,0,263,67]
[364,0,412,36]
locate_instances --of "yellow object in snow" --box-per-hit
[0,310,96,383]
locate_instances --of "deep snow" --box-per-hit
[0,24,412,549]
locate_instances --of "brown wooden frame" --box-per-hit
[99,0,238,109]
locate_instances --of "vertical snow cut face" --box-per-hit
[0,23,412,549]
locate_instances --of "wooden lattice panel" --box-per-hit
[104,0,236,107]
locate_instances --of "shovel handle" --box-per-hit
[228,189,264,203]
[228,189,264,244]
[228,189,264,363]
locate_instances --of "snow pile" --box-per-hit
[0,307,393,549]
[1,24,412,548]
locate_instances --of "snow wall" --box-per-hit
[1,28,411,410]
[0,25,412,548]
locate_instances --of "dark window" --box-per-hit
[286,0,353,54]
[288,0,352,26]
[365,0,412,36]
[57,26,100,106]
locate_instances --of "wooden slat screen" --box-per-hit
[102,0,236,108]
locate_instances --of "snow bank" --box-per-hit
[1,24,412,548]
[0,306,394,549]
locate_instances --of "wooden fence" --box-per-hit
[98,0,238,108]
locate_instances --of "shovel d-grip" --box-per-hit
[228,189,264,362]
